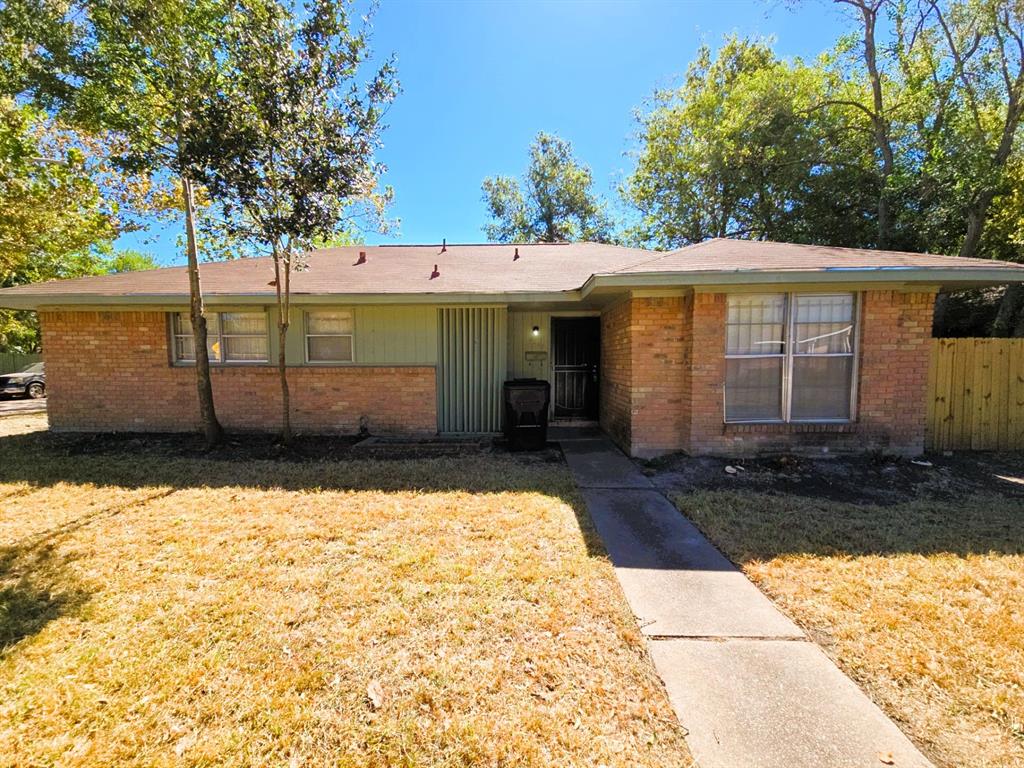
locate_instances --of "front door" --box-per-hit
[552,317,599,419]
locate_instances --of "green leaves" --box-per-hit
[188,0,398,253]
[482,132,613,243]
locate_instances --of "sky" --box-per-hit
[120,0,852,265]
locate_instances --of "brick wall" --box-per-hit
[599,295,689,458]
[628,295,689,457]
[856,290,935,454]
[599,290,935,458]
[599,299,632,449]
[40,310,437,435]
[684,290,936,457]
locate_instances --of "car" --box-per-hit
[0,362,45,399]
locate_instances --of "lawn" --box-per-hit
[661,456,1024,768]
[0,414,692,768]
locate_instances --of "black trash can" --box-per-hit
[503,379,551,451]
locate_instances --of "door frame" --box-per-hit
[549,313,601,421]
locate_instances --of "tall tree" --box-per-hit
[3,0,235,444]
[482,132,612,243]
[625,37,877,249]
[0,98,165,351]
[191,0,397,445]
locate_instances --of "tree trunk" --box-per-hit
[274,248,292,445]
[849,0,895,249]
[182,174,224,447]
[931,292,949,337]
[958,199,990,259]
[992,283,1024,338]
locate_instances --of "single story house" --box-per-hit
[2,238,1022,457]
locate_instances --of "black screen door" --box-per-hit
[552,317,600,419]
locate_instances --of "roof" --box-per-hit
[619,238,1024,274]
[1,239,1022,309]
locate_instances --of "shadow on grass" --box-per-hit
[0,428,617,562]
[1,488,177,653]
[672,487,1024,562]
[1,540,88,653]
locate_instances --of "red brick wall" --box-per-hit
[684,290,936,457]
[599,299,632,449]
[856,290,935,454]
[599,290,935,458]
[687,293,727,456]
[39,310,437,435]
[599,295,689,457]
[629,295,689,457]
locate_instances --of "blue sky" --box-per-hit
[122,0,851,265]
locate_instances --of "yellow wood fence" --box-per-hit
[927,338,1024,451]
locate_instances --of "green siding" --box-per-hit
[282,305,438,365]
[507,311,600,380]
[437,306,508,433]
[508,311,551,379]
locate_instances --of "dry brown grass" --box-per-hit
[0,415,692,767]
[674,487,1024,768]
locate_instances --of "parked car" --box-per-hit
[0,362,45,399]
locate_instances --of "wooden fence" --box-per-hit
[0,351,42,375]
[926,338,1024,451]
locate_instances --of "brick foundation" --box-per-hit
[599,290,935,458]
[40,311,437,435]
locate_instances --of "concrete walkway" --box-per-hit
[560,433,934,768]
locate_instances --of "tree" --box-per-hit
[625,37,877,249]
[482,132,613,243]
[0,98,165,351]
[191,0,397,445]
[106,249,159,274]
[3,0,237,444]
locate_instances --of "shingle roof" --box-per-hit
[0,242,654,299]
[1,239,1021,307]
[614,238,1024,275]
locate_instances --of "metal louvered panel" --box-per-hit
[437,306,507,433]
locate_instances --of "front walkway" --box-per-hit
[559,433,934,768]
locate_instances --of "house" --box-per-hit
[2,238,1022,457]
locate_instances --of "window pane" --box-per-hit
[221,312,266,335]
[791,356,853,420]
[174,312,219,335]
[726,294,786,354]
[308,311,353,335]
[308,335,353,362]
[725,357,783,421]
[223,335,267,361]
[793,295,854,354]
[174,335,195,361]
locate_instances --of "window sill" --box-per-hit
[723,421,857,434]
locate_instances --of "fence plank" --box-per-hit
[926,338,1024,451]
[0,352,42,375]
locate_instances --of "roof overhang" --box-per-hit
[3,266,1023,311]
[580,267,1024,298]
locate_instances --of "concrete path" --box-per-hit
[0,398,46,417]
[559,434,934,768]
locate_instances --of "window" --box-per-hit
[724,293,857,423]
[305,310,354,363]
[171,311,268,364]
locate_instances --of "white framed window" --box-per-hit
[171,311,269,364]
[724,292,858,423]
[304,310,354,363]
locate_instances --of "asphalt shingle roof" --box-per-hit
[0,239,1021,304]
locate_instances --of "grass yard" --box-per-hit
[0,414,692,767]
[661,456,1024,768]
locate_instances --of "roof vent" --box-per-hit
[430,264,440,279]
[355,250,367,265]
[513,247,520,261]
[440,238,447,253]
